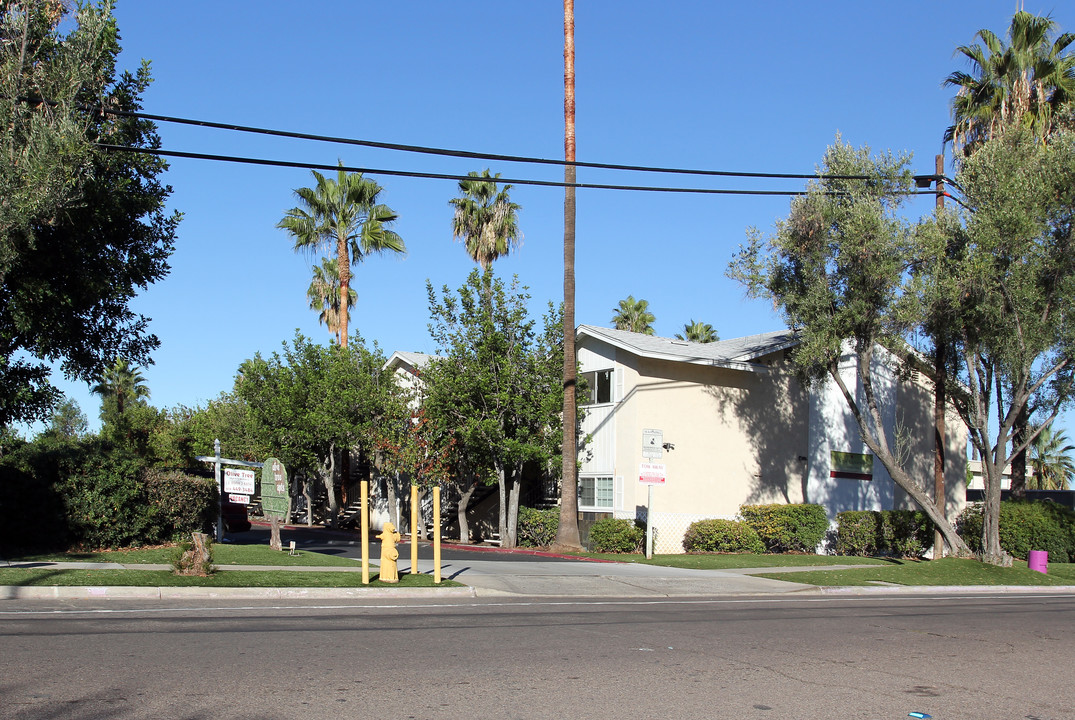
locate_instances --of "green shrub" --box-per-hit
[143,469,217,543]
[836,510,936,557]
[739,503,828,553]
[957,500,1075,562]
[682,518,765,553]
[59,443,154,549]
[517,506,559,547]
[881,510,935,558]
[835,511,881,556]
[588,517,644,553]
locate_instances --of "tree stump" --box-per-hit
[174,532,213,576]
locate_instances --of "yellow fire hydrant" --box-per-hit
[377,521,402,583]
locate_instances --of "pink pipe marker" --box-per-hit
[1028,550,1048,574]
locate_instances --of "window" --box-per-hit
[830,451,873,481]
[579,476,614,510]
[581,369,613,405]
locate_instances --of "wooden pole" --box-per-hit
[410,484,419,575]
[433,486,442,584]
[361,480,369,584]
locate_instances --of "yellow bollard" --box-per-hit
[410,484,419,575]
[433,486,441,584]
[361,480,369,584]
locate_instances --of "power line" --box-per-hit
[97,144,942,199]
[9,96,955,188]
[100,106,875,182]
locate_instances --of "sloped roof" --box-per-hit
[383,350,439,374]
[576,325,798,372]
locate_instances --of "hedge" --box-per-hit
[143,469,218,543]
[957,500,1075,562]
[516,506,559,547]
[739,503,828,553]
[835,510,935,557]
[588,517,645,553]
[682,518,765,554]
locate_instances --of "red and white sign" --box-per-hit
[224,468,256,495]
[639,462,666,485]
[228,493,251,505]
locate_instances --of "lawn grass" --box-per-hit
[0,543,465,588]
[574,552,893,569]
[6,544,363,567]
[0,568,457,588]
[753,557,1075,587]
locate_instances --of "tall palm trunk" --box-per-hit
[336,231,350,348]
[554,0,582,551]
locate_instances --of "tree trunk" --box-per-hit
[979,455,1011,565]
[320,447,339,526]
[505,465,522,549]
[415,487,427,541]
[385,473,399,530]
[337,232,350,348]
[456,478,478,544]
[932,340,947,558]
[1010,407,1029,499]
[553,0,582,552]
[302,475,314,526]
[496,460,508,546]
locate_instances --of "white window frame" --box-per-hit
[579,475,614,511]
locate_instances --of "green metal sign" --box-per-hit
[261,457,289,519]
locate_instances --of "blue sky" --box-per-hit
[30,0,1071,436]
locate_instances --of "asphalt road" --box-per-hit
[3,594,1073,719]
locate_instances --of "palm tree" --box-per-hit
[306,257,356,345]
[278,167,404,348]
[1029,424,1075,490]
[944,10,1075,156]
[612,295,656,335]
[449,169,522,270]
[91,358,150,418]
[676,320,718,343]
[554,0,583,552]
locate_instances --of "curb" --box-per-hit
[0,584,478,600]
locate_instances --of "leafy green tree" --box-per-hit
[729,138,972,557]
[449,169,522,271]
[306,257,356,344]
[0,1,179,428]
[423,269,564,548]
[1029,424,1075,490]
[945,10,1075,157]
[40,397,87,442]
[611,295,656,334]
[676,320,718,343]
[278,168,404,348]
[944,10,1075,496]
[184,392,263,464]
[939,129,1075,561]
[236,332,396,525]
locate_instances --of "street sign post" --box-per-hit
[639,462,666,558]
[196,440,264,542]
